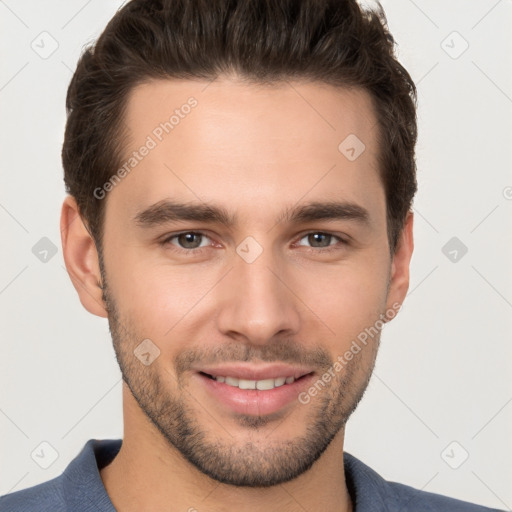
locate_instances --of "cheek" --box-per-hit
[106,240,390,347]
[106,256,211,339]
[298,256,390,337]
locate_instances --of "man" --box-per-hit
[0,0,504,511]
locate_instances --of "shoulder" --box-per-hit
[0,476,66,512]
[343,452,505,512]
[386,480,503,511]
[0,438,121,512]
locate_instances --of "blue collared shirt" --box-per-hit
[0,439,505,511]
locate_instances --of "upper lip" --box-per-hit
[197,363,314,381]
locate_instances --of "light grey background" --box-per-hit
[1,0,511,508]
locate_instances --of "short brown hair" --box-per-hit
[62,0,417,255]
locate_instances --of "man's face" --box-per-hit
[95,78,410,487]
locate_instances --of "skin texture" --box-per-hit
[61,76,414,512]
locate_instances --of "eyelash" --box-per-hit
[160,231,348,255]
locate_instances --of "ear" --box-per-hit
[385,211,414,319]
[60,195,108,318]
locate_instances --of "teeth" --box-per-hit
[225,376,239,387]
[238,379,256,390]
[214,375,296,390]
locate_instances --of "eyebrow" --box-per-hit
[133,199,371,229]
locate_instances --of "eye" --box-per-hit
[161,231,212,252]
[160,230,348,256]
[296,232,347,252]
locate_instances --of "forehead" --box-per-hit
[109,77,383,227]
[124,77,378,153]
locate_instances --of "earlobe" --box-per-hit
[385,211,414,319]
[60,195,108,318]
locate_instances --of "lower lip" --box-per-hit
[196,372,316,416]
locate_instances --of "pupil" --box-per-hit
[180,233,200,248]
[311,233,329,247]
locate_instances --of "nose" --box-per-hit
[215,245,301,345]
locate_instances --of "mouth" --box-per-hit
[199,371,313,390]
[195,370,316,417]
